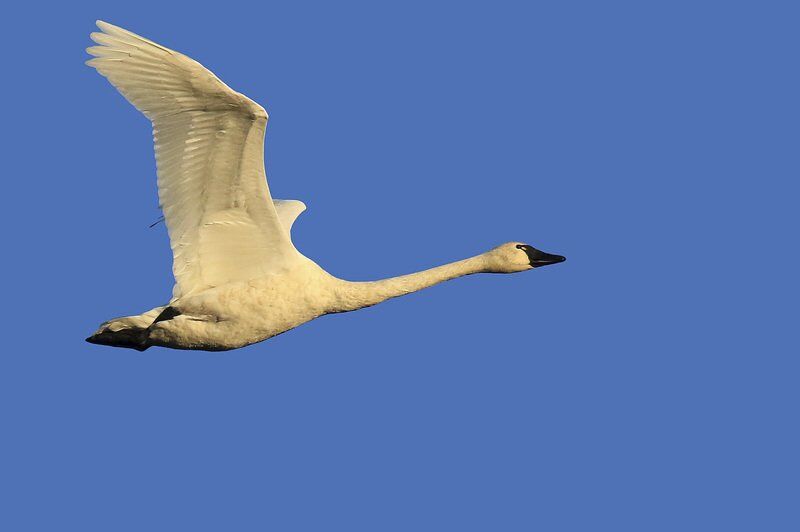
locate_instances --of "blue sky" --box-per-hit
[2,1,797,530]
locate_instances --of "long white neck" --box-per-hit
[331,253,492,312]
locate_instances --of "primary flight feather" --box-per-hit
[85,20,565,351]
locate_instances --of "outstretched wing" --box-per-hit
[87,20,299,298]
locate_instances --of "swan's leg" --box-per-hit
[86,306,167,351]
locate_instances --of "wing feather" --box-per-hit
[86,21,298,298]
[273,200,307,235]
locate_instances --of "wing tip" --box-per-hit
[92,20,175,54]
[275,199,307,211]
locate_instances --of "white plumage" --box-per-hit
[85,21,565,351]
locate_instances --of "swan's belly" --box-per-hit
[148,313,317,350]
[147,270,337,351]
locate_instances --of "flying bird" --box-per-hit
[85,21,565,351]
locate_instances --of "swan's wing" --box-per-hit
[273,199,306,236]
[86,20,299,298]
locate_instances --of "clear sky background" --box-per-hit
[2,1,797,530]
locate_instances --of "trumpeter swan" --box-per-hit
[84,21,565,351]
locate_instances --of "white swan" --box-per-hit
[84,21,565,351]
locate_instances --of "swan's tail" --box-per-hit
[85,306,166,351]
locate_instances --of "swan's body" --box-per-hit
[85,21,565,351]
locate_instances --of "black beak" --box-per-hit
[516,245,566,268]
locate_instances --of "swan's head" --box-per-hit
[486,242,566,273]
